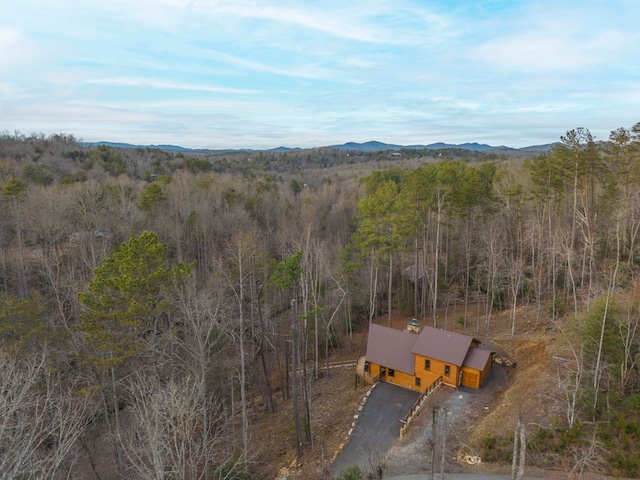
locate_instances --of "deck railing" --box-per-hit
[399,376,443,438]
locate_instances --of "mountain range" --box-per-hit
[85,140,557,153]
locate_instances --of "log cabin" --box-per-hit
[364,322,493,392]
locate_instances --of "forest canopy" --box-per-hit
[1,122,640,478]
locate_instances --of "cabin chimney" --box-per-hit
[407,319,422,333]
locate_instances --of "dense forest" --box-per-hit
[1,123,640,479]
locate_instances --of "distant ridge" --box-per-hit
[83,140,557,154]
[420,142,510,151]
[332,140,404,152]
[265,146,303,153]
[84,141,194,152]
[329,140,535,152]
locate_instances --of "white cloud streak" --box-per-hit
[85,77,261,95]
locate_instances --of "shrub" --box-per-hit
[481,434,512,462]
[336,465,364,480]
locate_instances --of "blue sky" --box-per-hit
[2,0,639,149]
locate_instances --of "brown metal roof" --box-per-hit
[462,347,492,371]
[365,323,419,375]
[411,325,473,367]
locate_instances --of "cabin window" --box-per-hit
[424,359,431,371]
[388,369,395,377]
[380,366,386,377]
[364,361,369,372]
[444,365,450,377]
[415,377,421,387]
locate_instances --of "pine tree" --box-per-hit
[77,231,193,475]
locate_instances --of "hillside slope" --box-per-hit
[254,306,567,480]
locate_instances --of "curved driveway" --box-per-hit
[331,382,421,475]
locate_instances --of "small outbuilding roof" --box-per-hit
[411,325,473,367]
[462,347,493,370]
[366,323,419,375]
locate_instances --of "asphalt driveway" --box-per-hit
[331,382,421,476]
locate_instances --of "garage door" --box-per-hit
[461,369,478,389]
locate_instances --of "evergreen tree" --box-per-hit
[77,231,193,476]
[78,230,193,370]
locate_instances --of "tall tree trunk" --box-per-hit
[518,420,526,479]
[369,248,378,323]
[414,236,420,319]
[325,281,345,377]
[388,252,393,327]
[234,241,249,467]
[429,405,438,480]
[433,208,442,327]
[291,299,304,458]
[511,420,519,480]
[593,221,621,411]
[259,343,275,412]
[239,294,248,466]
[251,261,275,412]
[422,226,429,322]
[110,365,124,478]
[440,408,447,479]
[463,215,472,329]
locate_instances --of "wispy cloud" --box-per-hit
[472,28,631,73]
[468,1,640,73]
[85,77,261,95]
[0,26,36,71]
[213,52,336,81]
[0,26,22,50]
[0,82,31,99]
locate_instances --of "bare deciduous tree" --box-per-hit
[122,373,244,480]
[511,417,526,480]
[0,349,90,479]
